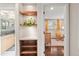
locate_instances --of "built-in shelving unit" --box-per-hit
[20,40,37,56]
[17,4,38,56]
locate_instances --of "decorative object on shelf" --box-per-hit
[20,17,36,27]
[55,17,64,40]
[45,18,49,32]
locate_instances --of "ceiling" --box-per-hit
[22,3,66,19]
[0,3,66,19]
[0,3,15,10]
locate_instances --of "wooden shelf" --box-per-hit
[21,45,37,48]
[45,45,64,48]
[20,40,37,56]
[19,10,37,16]
[21,51,37,54]
[51,36,64,41]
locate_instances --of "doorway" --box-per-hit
[37,3,69,56]
[0,3,16,56]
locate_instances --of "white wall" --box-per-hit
[70,4,79,56]
[44,4,65,19]
[37,4,45,56]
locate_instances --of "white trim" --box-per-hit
[64,4,69,56]
[15,3,20,56]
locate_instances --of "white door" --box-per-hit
[70,4,79,56]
